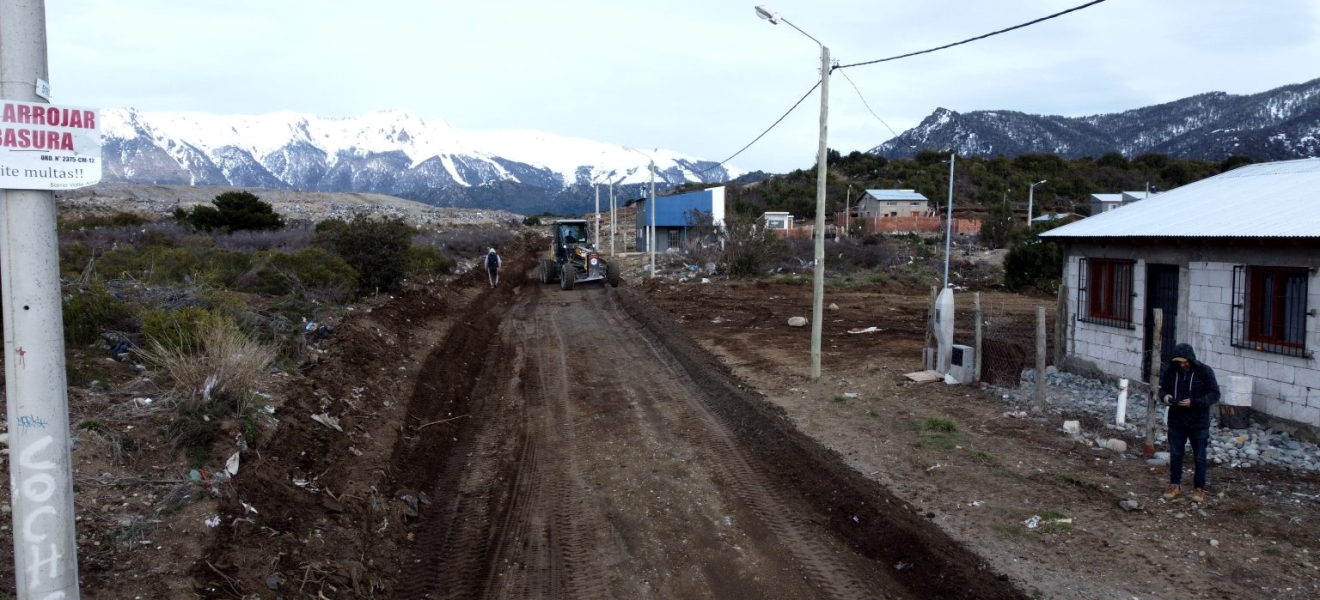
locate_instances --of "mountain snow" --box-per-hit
[100,108,739,189]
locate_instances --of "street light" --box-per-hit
[756,5,830,381]
[624,147,657,275]
[943,153,956,289]
[1027,179,1047,225]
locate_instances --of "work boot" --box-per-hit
[1190,488,1207,503]
[1162,485,1181,501]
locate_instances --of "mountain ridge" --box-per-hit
[872,77,1320,160]
[100,108,739,215]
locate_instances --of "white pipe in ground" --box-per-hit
[1116,378,1129,426]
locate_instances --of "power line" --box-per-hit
[837,69,906,142]
[835,0,1110,71]
[696,79,822,174]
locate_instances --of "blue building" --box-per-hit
[634,186,726,252]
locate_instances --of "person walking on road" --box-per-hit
[1160,342,1220,504]
[485,247,502,288]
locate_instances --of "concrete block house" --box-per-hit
[1042,158,1320,428]
[856,189,930,219]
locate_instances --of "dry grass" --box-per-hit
[138,319,275,411]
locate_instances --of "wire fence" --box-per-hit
[950,293,1059,387]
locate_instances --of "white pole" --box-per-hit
[594,183,600,248]
[1028,179,1046,225]
[609,180,615,256]
[942,153,955,290]
[1116,378,1129,426]
[1,1,83,597]
[809,44,829,381]
[649,159,656,276]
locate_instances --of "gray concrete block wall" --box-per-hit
[1062,250,1320,428]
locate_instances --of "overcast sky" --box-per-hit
[45,0,1320,174]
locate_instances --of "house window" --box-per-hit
[1232,265,1310,357]
[1077,258,1134,328]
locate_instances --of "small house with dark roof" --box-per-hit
[1042,158,1320,428]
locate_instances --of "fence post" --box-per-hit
[923,286,937,370]
[1054,284,1068,367]
[973,292,983,385]
[1145,308,1164,458]
[1035,306,1047,413]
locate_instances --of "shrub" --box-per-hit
[234,248,357,298]
[139,306,223,357]
[522,215,542,226]
[722,214,790,277]
[59,211,147,233]
[63,284,131,345]
[408,245,453,278]
[186,191,285,233]
[139,318,275,412]
[317,216,415,295]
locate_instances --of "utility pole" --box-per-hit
[942,153,955,290]
[1,0,83,597]
[594,183,600,248]
[609,179,615,256]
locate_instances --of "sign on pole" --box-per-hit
[0,99,101,190]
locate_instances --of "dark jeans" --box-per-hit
[1168,425,1210,489]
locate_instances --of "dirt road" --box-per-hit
[383,258,1023,599]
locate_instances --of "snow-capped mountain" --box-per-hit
[872,78,1320,161]
[101,108,741,214]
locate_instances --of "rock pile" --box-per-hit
[988,367,1320,472]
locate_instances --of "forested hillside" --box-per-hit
[700,151,1256,220]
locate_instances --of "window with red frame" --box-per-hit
[1250,267,1308,348]
[1077,258,1134,328]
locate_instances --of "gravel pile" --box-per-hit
[987,367,1320,472]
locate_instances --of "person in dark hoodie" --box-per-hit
[1159,343,1220,503]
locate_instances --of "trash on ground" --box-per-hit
[847,326,883,334]
[204,515,220,528]
[1024,515,1042,529]
[226,451,241,476]
[1063,420,1081,435]
[311,413,343,432]
[904,370,944,384]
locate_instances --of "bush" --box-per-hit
[59,211,148,233]
[722,214,790,277]
[408,245,453,278]
[63,284,131,345]
[139,318,275,412]
[1003,241,1062,292]
[139,306,223,357]
[186,191,285,233]
[317,216,415,295]
[234,248,358,298]
[522,215,542,226]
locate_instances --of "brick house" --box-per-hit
[1041,158,1320,428]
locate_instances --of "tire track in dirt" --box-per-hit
[613,285,1028,600]
[390,246,535,599]
[590,289,891,599]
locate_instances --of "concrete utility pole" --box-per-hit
[1027,179,1046,225]
[609,180,616,256]
[755,5,830,380]
[942,153,955,289]
[594,183,600,248]
[1,0,83,597]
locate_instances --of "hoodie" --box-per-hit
[1158,343,1221,430]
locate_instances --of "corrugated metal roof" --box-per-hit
[1090,193,1123,202]
[1043,158,1320,239]
[865,189,928,201]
